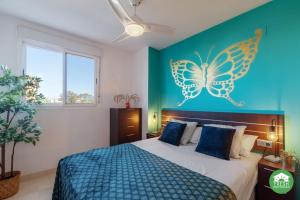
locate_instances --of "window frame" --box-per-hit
[22,39,100,107]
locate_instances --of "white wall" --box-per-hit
[0,14,149,175]
[131,47,149,139]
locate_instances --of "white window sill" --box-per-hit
[36,104,100,110]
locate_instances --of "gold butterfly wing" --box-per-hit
[170,60,204,106]
[206,29,263,106]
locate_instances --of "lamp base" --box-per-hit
[151,131,160,134]
[264,155,282,163]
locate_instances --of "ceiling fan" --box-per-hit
[107,0,175,42]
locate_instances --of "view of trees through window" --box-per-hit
[66,53,95,104]
[25,44,97,105]
[64,91,94,104]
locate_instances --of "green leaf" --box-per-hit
[0,65,45,146]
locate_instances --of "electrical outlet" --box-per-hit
[257,139,273,148]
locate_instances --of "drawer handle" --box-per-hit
[127,126,135,128]
[126,134,135,137]
[127,117,134,120]
[264,167,275,172]
[264,185,271,189]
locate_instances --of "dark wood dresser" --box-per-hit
[110,108,142,145]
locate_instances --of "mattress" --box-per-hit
[133,138,262,200]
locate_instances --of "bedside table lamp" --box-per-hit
[264,119,282,163]
[152,112,159,133]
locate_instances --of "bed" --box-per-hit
[134,138,261,200]
[52,110,284,200]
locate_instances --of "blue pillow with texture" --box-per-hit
[195,126,235,160]
[159,122,187,146]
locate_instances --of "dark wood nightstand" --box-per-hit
[257,159,296,200]
[146,132,161,139]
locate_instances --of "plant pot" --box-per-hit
[125,102,130,109]
[0,171,21,199]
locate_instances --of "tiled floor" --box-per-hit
[8,171,55,200]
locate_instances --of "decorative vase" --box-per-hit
[0,171,21,199]
[125,101,130,109]
[286,156,293,167]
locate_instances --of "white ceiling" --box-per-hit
[0,0,270,51]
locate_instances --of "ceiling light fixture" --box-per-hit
[125,23,145,37]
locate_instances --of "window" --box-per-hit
[24,43,99,105]
[66,53,95,104]
[26,46,63,103]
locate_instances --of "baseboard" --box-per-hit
[21,168,56,182]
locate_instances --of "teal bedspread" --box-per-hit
[52,144,236,200]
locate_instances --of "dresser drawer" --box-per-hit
[257,183,281,200]
[258,164,276,185]
[119,109,139,120]
[119,113,139,126]
[257,183,295,200]
[120,133,138,143]
[119,124,139,135]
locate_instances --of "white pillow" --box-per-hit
[171,119,197,145]
[205,124,246,159]
[190,127,202,144]
[240,135,258,157]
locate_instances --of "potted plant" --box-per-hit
[0,65,44,199]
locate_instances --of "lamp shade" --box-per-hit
[268,131,278,141]
[268,119,278,141]
[153,112,157,122]
[125,23,145,37]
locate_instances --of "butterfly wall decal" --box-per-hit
[170,29,263,107]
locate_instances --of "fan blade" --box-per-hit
[112,32,131,43]
[131,15,144,24]
[131,15,175,35]
[144,23,175,35]
[107,0,133,25]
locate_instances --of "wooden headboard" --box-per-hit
[161,109,285,154]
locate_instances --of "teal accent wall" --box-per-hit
[148,47,161,132]
[158,0,300,153]
[149,0,300,197]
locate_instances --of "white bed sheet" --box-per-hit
[132,138,262,200]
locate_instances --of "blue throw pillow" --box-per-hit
[195,126,235,160]
[159,122,187,146]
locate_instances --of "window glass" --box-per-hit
[26,46,63,104]
[66,53,95,104]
